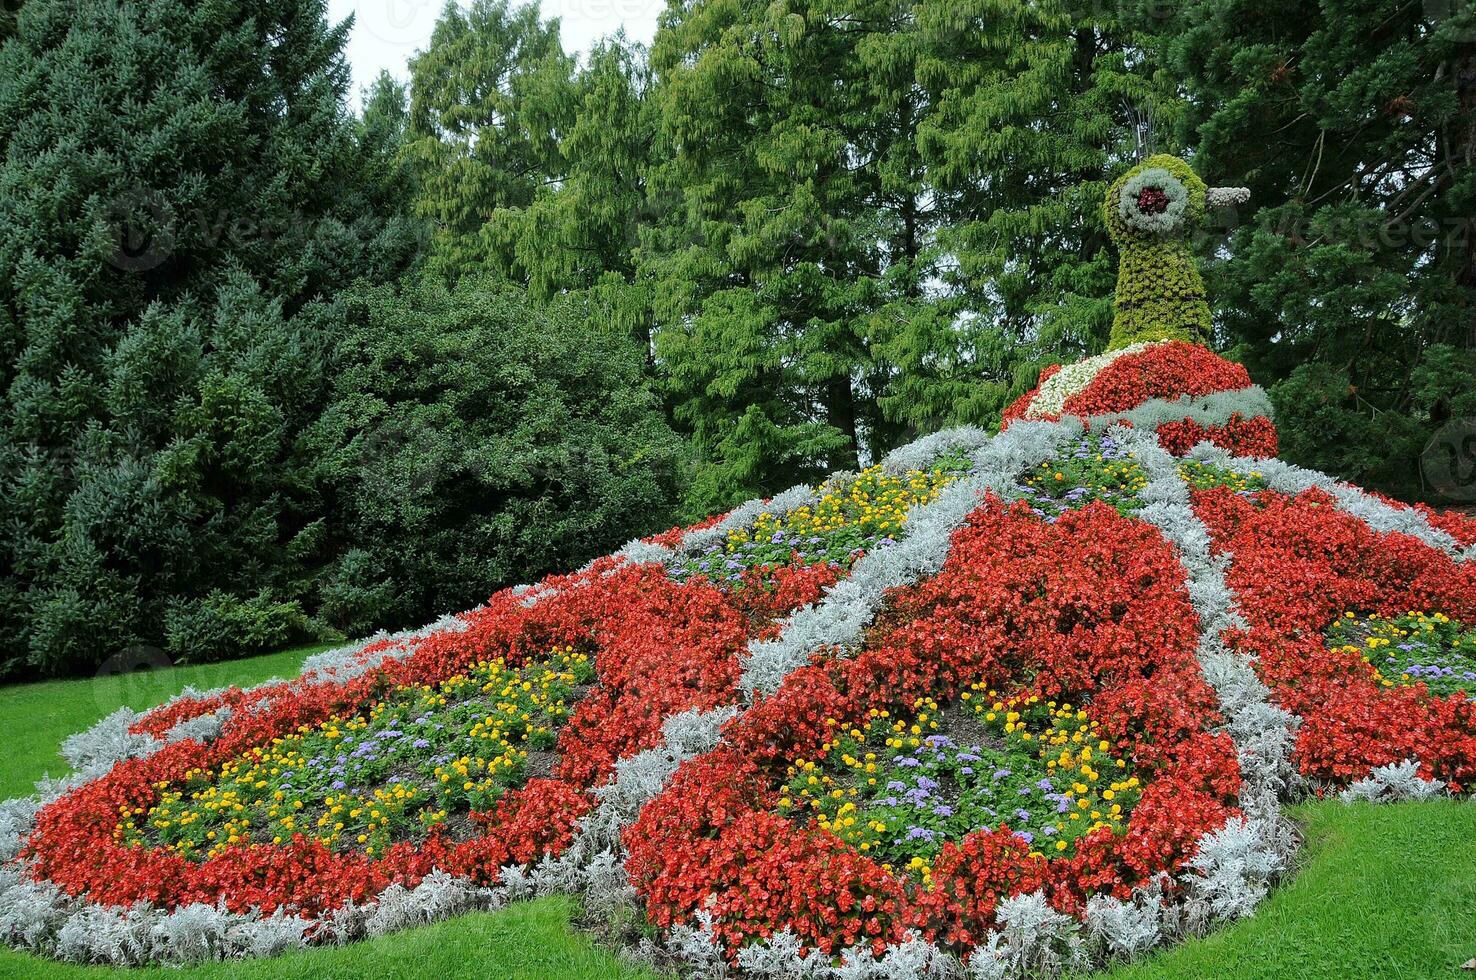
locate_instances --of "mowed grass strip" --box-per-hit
[1087,800,1476,980]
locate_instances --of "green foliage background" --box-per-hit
[0,0,1472,677]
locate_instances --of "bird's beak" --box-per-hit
[1206,186,1251,208]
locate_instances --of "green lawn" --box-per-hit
[2,647,1472,979]
[1089,800,1476,980]
[0,644,331,801]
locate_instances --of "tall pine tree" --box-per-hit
[646,0,945,512]
[512,34,659,347]
[0,0,414,677]
[406,0,574,282]
[1174,0,1476,495]
[884,0,1179,433]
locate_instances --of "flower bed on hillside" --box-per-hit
[4,344,1474,975]
[626,500,1241,958]
[1193,485,1476,791]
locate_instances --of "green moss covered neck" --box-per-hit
[1103,154,1211,351]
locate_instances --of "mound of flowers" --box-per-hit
[1002,340,1278,459]
[2,341,1474,975]
[3,450,1007,964]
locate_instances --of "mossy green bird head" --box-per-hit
[1102,154,1249,350]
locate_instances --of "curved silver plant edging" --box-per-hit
[1080,386,1273,435]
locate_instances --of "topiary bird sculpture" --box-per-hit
[1103,154,1249,350]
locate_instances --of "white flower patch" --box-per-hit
[1021,342,1159,420]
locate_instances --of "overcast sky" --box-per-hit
[328,0,665,107]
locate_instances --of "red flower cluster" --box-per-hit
[1194,486,1476,789]
[1058,342,1252,419]
[27,553,837,916]
[1416,505,1476,548]
[1001,342,1274,458]
[1155,414,1279,459]
[624,501,1240,958]
[1137,187,1171,215]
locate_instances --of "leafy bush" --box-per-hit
[164,591,311,665]
[308,277,683,635]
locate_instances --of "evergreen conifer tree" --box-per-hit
[645,0,941,511]
[0,0,413,676]
[406,0,574,282]
[1173,0,1476,493]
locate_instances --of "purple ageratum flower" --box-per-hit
[1015,808,1032,823]
[1036,778,1054,792]
[991,768,1011,781]
[895,757,921,768]
[412,738,431,749]
[1013,830,1035,845]
[916,776,939,791]
[959,766,974,775]
[933,804,953,818]
[886,780,908,792]
[906,827,936,841]
[331,780,347,790]
[1040,825,1057,836]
